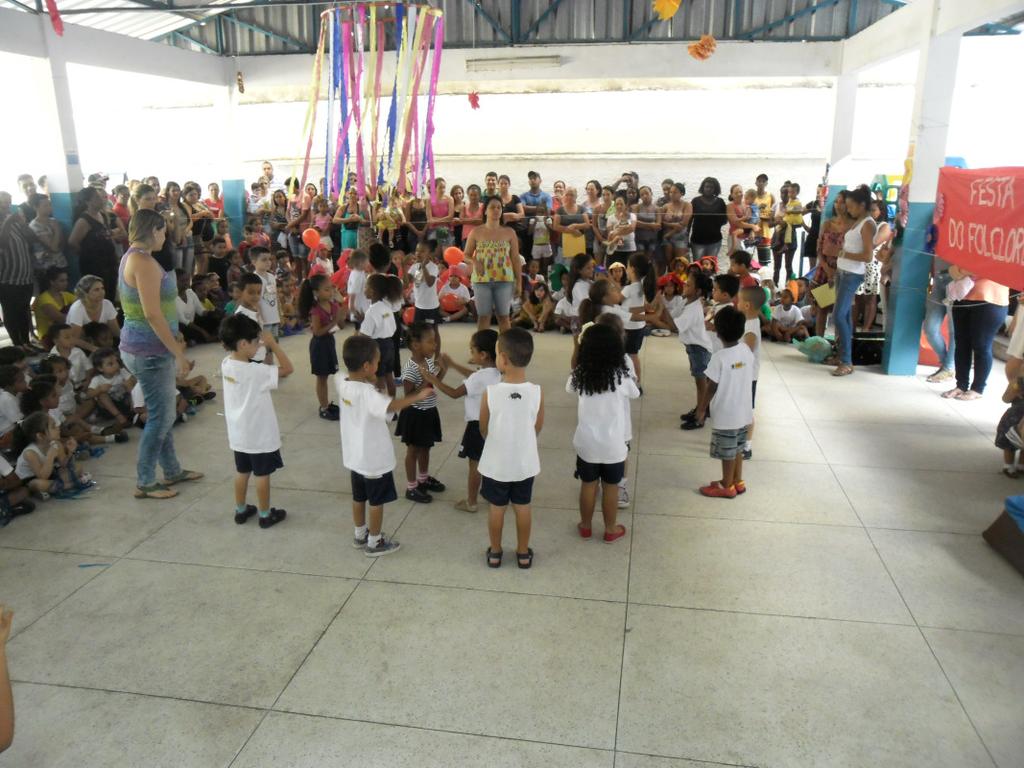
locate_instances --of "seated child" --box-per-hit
[553,294,575,334]
[226,249,245,287]
[438,273,473,323]
[278,273,303,335]
[728,250,761,290]
[996,376,1024,477]
[80,321,115,353]
[175,270,214,346]
[87,348,136,429]
[15,412,92,499]
[191,275,225,337]
[516,281,555,332]
[0,365,27,450]
[22,375,127,450]
[224,282,241,315]
[0,450,34,525]
[49,324,91,394]
[769,289,809,342]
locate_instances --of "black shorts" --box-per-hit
[234,449,284,477]
[414,307,443,326]
[624,327,645,355]
[480,475,534,507]
[351,470,398,506]
[458,420,485,461]
[752,380,758,408]
[309,334,339,377]
[375,337,396,378]
[574,456,626,485]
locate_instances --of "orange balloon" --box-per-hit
[402,306,416,326]
[302,228,320,250]
[440,293,463,313]
[443,246,464,267]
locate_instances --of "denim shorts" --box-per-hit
[686,344,712,378]
[473,281,514,318]
[710,427,748,460]
[264,323,280,340]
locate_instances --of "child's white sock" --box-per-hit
[618,478,628,489]
[90,425,105,435]
[104,434,116,443]
[354,524,368,539]
[744,441,752,450]
[1005,463,1017,473]
[367,532,382,548]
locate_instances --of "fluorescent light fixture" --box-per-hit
[465,55,562,72]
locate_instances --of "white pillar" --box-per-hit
[830,71,858,168]
[883,0,962,374]
[38,17,84,231]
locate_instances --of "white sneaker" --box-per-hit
[617,484,630,509]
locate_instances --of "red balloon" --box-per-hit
[440,293,463,314]
[402,306,416,326]
[443,246,464,267]
[302,228,321,250]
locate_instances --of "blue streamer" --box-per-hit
[383,1,404,182]
[338,8,349,195]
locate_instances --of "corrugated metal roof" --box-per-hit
[14,0,1014,56]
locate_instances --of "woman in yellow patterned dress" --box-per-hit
[465,196,522,332]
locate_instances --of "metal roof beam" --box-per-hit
[522,0,568,42]
[224,12,309,50]
[171,28,217,53]
[465,0,511,44]
[742,0,843,40]
[2,0,39,12]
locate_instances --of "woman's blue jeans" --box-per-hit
[121,351,182,488]
[923,272,956,371]
[834,268,864,365]
[951,300,1008,394]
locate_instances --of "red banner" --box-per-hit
[936,166,1024,286]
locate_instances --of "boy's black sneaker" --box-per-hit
[405,487,433,503]
[681,408,697,422]
[418,476,446,493]
[114,432,130,443]
[319,403,340,421]
[10,500,35,517]
[365,534,401,557]
[742,447,753,460]
[258,508,287,528]
[234,504,258,524]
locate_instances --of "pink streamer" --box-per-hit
[352,5,366,200]
[332,18,353,197]
[299,21,328,200]
[396,14,433,198]
[369,20,385,199]
[422,16,444,206]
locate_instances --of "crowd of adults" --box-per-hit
[0,161,1013,396]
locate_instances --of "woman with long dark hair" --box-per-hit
[68,187,120,303]
[466,196,521,331]
[831,185,877,377]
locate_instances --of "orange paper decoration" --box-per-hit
[652,0,682,21]
[688,34,717,61]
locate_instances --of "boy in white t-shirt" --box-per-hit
[85,348,136,429]
[768,288,809,343]
[738,286,764,461]
[346,251,370,325]
[478,328,544,569]
[337,335,432,557]
[49,324,91,393]
[439,273,472,323]
[0,366,26,449]
[250,247,281,339]
[219,314,293,529]
[698,305,754,499]
[235,273,269,364]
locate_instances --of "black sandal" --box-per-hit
[516,548,534,569]
[486,548,503,568]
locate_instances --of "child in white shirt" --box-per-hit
[346,251,370,324]
[409,240,442,351]
[0,366,26,446]
[478,328,544,569]
[675,273,714,430]
[567,322,639,543]
[359,273,402,397]
[418,329,501,513]
[697,305,755,498]
[438,273,472,323]
[250,248,281,338]
[738,286,764,461]
[235,273,268,363]
[49,324,90,393]
[219,314,293,529]
[769,288,810,343]
[337,335,431,557]
[86,348,136,429]
[707,273,740,354]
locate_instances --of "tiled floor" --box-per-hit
[2,325,1023,767]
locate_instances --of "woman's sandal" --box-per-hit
[577,522,592,539]
[164,470,204,486]
[516,548,534,569]
[134,483,179,500]
[941,388,965,399]
[831,365,855,377]
[955,390,982,401]
[486,548,503,568]
[823,355,840,366]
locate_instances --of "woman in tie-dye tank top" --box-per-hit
[465,196,521,332]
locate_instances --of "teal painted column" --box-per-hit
[882,202,933,374]
[881,16,961,375]
[223,179,245,248]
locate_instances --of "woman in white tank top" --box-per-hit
[831,186,877,376]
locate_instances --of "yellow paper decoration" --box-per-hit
[652,0,682,21]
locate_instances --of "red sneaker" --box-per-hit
[603,524,627,543]
[577,522,592,539]
[699,482,737,499]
